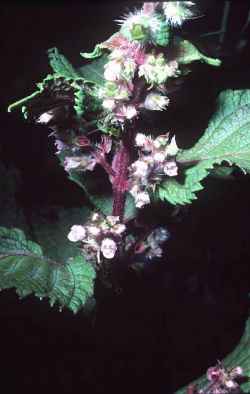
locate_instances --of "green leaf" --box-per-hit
[178,39,221,67]
[80,43,105,59]
[78,55,108,85]
[175,317,250,394]
[48,47,80,79]
[158,89,250,205]
[158,160,213,205]
[0,227,96,313]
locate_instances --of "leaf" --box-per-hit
[0,227,96,313]
[175,317,250,394]
[80,43,105,59]
[78,55,108,85]
[158,89,250,205]
[158,160,213,205]
[178,39,221,67]
[48,47,80,79]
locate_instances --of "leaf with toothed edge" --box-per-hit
[0,227,96,314]
[158,89,250,205]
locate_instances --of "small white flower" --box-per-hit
[129,184,141,197]
[131,160,149,177]
[104,60,122,81]
[92,213,101,221]
[163,161,178,176]
[54,139,66,155]
[143,92,170,111]
[165,135,179,156]
[115,104,137,122]
[102,98,116,110]
[87,226,101,236]
[67,225,86,242]
[36,112,54,124]
[112,223,126,235]
[154,135,169,149]
[135,191,151,208]
[106,216,120,226]
[135,133,148,147]
[101,238,117,259]
[64,157,82,172]
[162,1,194,27]
[225,380,237,389]
[153,152,166,162]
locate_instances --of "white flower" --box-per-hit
[162,1,194,27]
[165,135,179,156]
[104,60,122,81]
[102,98,116,110]
[135,133,148,147]
[64,157,82,172]
[67,225,86,242]
[36,112,54,124]
[106,216,120,226]
[143,92,170,111]
[100,238,117,259]
[135,191,151,208]
[225,380,237,389]
[153,152,166,162]
[87,225,101,236]
[115,104,137,122]
[154,135,169,149]
[163,161,178,176]
[54,139,67,154]
[112,223,126,235]
[131,160,149,177]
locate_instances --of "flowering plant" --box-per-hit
[4,2,250,392]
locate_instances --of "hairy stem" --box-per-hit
[111,142,130,220]
[111,126,136,220]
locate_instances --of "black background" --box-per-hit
[0,1,250,393]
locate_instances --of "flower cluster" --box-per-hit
[97,2,187,125]
[98,41,142,123]
[194,363,244,394]
[128,132,179,208]
[138,53,179,86]
[67,213,126,263]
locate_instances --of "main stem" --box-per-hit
[112,126,135,221]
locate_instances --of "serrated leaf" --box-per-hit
[78,55,108,85]
[158,160,214,205]
[0,227,96,313]
[175,317,250,394]
[48,47,80,79]
[178,39,221,67]
[158,89,250,205]
[178,90,250,171]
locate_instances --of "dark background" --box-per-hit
[1,1,250,393]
